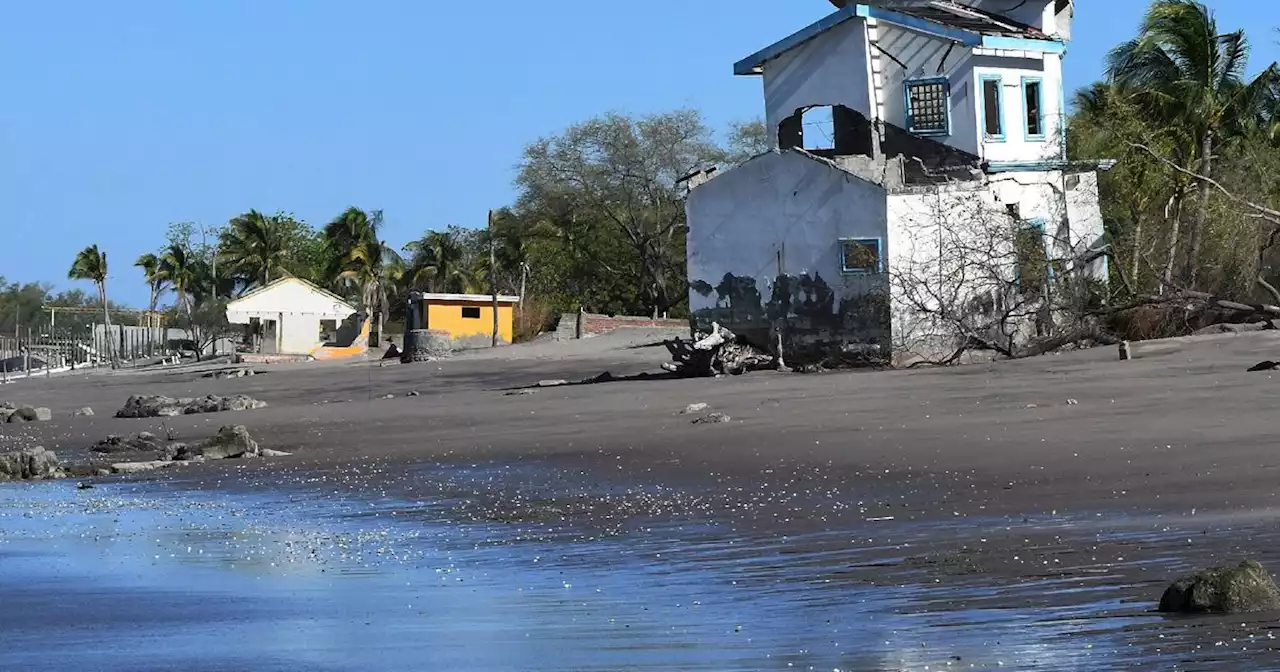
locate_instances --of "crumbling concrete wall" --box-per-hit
[763,16,874,148]
[687,149,891,364]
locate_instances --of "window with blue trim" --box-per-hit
[905,78,949,136]
[1022,77,1044,139]
[840,238,881,274]
[980,75,1004,140]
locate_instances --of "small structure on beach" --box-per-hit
[406,292,519,347]
[225,278,365,360]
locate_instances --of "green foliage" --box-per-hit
[1071,0,1280,301]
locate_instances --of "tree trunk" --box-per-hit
[1162,190,1183,293]
[1185,132,1214,288]
[100,281,117,368]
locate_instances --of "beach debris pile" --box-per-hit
[0,445,64,481]
[1,402,53,423]
[115,394,268,418]
[661,323,774,378]
[1159,559,1280,614]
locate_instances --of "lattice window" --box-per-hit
[906,79,949,135]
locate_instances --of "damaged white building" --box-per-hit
[686,0,1112,366]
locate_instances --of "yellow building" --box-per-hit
[407,292,520,346]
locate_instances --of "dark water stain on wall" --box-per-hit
[693,272,890,366]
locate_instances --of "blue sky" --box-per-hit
[2,1,1276,308]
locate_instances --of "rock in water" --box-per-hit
[682,402,710,415]
[200,425,260,460]
[0,446,64,481]
[1158,560,1280,614]
[73,407,94,417]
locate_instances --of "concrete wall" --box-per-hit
[278,314,323,355]
[763,17,873,148]
[424,300,514,346]
[971,54,1063,164]
[686,149,890,362]
[872,22,980,156]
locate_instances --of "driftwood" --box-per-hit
[662,322,774,377]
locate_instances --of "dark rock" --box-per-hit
[76,482,93,490]
[691,412,732,425]
[504,389,536,397]
[406,390,420,397]
[164,443,193,461]
[1158,560,1280,614]
[0,446,64,481]
[91,431,166,454]
[200,425,260,460]
[116,394,267,418]
[116,395,186,418]
[1248,361,1280,372]
[7,406,52,423]
[72,407,95,417]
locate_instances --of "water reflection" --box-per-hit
[0,463,1277,670]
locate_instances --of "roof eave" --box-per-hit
[734,4,1065,77]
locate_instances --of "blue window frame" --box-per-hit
[980,74,1005,141]
[840,238,882,274]
[904,78,950,136]
[1022,76,1045,140]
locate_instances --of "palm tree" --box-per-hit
[1107,0,1279,287]
[159,244,207,355]
[323,207,384,285]
[219,210,291,288]
[326,207,404,342]
[68,244,116,366]
[133,252,168,316]
[403,229,477,293]
[337,235,403,343]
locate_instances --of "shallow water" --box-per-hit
[2,461,1278,671]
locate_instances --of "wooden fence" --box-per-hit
[0,325,175,383]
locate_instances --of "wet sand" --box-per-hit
[6,330,1280,668]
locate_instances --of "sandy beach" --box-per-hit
[6,329,1280,669]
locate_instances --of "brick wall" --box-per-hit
[580,313,688,336]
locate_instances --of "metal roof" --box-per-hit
[735,2,1062,76]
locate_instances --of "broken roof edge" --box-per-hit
[733,3,1065,77]
[984,158,1117,173]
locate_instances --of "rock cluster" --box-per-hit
[202,368,258,379]
[1,402,53,423]
[115,394,267,419]
[1159,560,1280,614]
[104,425,289,474]
[0,446,63,481]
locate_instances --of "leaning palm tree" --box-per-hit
[68,244,116,366]
[336,235,403,343]
[403,229,476,293]
[1107,0,1279,287]
[219,210,291,288]
[133,252,168,316]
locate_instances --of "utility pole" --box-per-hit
[489,209,499,348]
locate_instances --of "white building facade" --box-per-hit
[224,278,360,356]
[687,0,1109,365]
